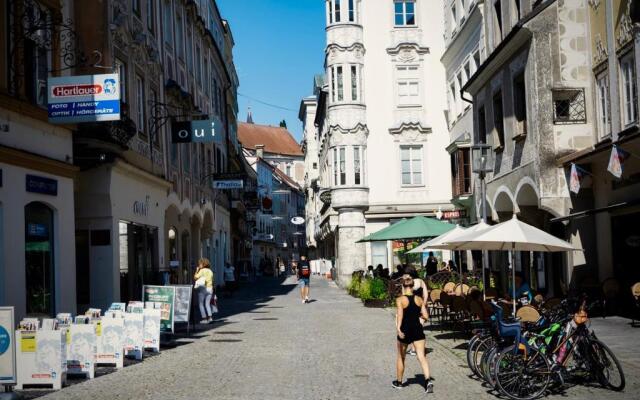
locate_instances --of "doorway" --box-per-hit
[25,202,55,316]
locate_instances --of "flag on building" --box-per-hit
[607,145,630,179]
[569,163,582,194]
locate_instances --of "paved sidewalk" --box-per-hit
[18,276,639,400]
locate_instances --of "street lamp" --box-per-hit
[471,143,493,296]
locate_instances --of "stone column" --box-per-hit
[336,209,366,286]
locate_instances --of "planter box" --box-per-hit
[363,299,388,308]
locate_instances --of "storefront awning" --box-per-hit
[550,198,640,223]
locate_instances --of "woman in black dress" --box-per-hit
[394,275,433,392]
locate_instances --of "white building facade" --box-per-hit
[307,0,454,286]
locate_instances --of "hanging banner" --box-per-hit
[142,285,176,333]
[171,118,223,143]
[0,307,16,385]
[47,73,120,123]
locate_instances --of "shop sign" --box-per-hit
[27,224,48,237]
[291,216,304,225]
[213,180,243,189]
[26,174,57,196]
[0,307,16,385]
[171,118,222,143]
[442,209,467,220]
[133,196,150,217]
[47,74,120,123]
[253,233,274,242]
[142,286,176,333]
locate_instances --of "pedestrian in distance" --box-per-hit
[393,274,433,393]
[425,252,438,277]
[193,258,214,324]
[224,262,236,298]
[297,255,311,304]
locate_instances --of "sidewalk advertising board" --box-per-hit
[95,316,124,369]
[171,285,192,324]
[123,313,144,360]
[67,324,96,378]
[15,330,66,390]
[0,307,16,386]
[47,73,120,124]
[143,285,176,333]
[143,309,161,352]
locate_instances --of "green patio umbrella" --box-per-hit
[357,216,456,243]
[357,216,456,265]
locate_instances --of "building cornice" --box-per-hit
[386,42,430,56]
[441,4,484,66]
[0,145,78,179]
[388,122,432,135]
[329,122,369,136]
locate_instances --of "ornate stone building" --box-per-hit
[303,0,454,286]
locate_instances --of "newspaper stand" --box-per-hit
[123,313,143,360]
[66,323,96,379]
[15,329,66,390]
[143,308,161,353]
[95,312,124,369]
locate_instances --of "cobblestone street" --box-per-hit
[20,277,637,400]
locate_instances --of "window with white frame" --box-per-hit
[449,82,457,120]
[163,0,173,47]
[620,52,638,126]
[596,72,611,139]
[456,71,464,115]
[330,65,345,103]
[339,147,346,185]
[333,148,338,185]
[327,0,341,24]
[348,0,356,22]
[115,58,127,103]
[176,8,184,60]
[400,145,423,186]
[351,65,361,101]
[397,65,420,106]
[395,0,416,26]
[353,146,365,185]
[473,50,481,73]
[451,4,457,31]
[135,75,145,134]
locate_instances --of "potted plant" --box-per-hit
[363,278,389,308]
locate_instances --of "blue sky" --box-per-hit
[218,0,326,141]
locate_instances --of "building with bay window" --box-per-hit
[302,0,454,286]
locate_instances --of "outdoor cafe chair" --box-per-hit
[427,288,443,324]
[516,305,541,324]
[454,283,470,296]
[443,281,456,294]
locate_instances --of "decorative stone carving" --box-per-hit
[588,0,600,11]
[593,34,608,66]
[388,122,432,138]
[386,43,430,57]
[617,1,633,48]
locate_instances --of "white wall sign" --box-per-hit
[47,74,120,123]
[0,307,16,385]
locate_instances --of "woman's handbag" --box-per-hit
[194,277,206,289]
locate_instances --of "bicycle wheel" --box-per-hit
[495,345,551,400]
[484,345,502,388]
[590,339,625,391]
[466,334,483,373]
[479,343,497,384]
[473,336,496,379]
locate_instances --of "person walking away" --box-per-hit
[193,258,214,324]
[297,255,311,304]
[394,274,433,392]
[404,266,429,356]
[224,262,236,297]
[425,252,438,277]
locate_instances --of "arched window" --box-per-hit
[25,202,54,316]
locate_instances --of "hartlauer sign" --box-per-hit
[47,74,120,124]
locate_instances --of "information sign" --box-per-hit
[142,285,176,333]
[171,118,222,143]
[0,307,16,385]
[171,285,192,323]
[47,73,120,123]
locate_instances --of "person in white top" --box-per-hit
[224,262,236,297]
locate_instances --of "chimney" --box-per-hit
[255,144,265,158]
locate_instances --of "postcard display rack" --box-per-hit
[96,310,125,369]
[123,313,144,360]
[67,315,98,378]
[15,318,67,390]
[143,308,161,352]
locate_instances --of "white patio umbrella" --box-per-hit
[411,220,492,294]
[443,215,580,315]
